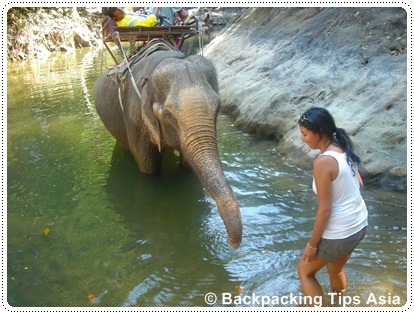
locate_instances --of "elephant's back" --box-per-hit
[94,72,129,147]
[130,50,185,80]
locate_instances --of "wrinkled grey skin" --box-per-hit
[94,51,242,249]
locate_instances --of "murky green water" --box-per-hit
[7,42,407,307]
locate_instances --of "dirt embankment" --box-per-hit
[7,7,102,62]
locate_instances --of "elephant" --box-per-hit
[93,49,242,249]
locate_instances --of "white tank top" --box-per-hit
[312,151,368,239]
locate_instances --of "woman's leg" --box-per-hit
[326,253,352,293]
[297,256,328,306]
[326,227,366,292]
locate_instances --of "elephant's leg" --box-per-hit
[125,125,162,174]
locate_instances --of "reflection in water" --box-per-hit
[7,43,407,307]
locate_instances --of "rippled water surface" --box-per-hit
[7,45,407,307]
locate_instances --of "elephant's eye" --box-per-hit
[163,109,178,127]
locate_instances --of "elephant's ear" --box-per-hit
[141,77,162,152]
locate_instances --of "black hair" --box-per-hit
[298,107,361,172]
[102,7,117,17]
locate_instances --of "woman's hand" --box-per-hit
[302,243,318,263]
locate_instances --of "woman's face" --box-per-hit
[299,125,320,149]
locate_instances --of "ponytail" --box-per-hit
[333,127,361,170]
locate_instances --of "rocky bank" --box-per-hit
[203,7,407,189]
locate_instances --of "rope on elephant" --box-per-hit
[115,34,143,102]
[108,37,185,112]
[107,38,183,81]
[197,30,204,56]
[107,38,185,103]
[129,38,183,67]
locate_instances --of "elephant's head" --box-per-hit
[139,54,242,249]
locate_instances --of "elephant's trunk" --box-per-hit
[181,118,242,249]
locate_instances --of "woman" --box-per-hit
[297,107,368,306]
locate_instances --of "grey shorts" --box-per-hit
[317,226,367,263]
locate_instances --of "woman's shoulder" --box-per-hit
[313,153,340,178]
[314,153,338,170]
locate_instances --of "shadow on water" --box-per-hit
[105,143,207,237]
[100,144,235,306]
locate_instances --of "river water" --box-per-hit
[6,38,407,307]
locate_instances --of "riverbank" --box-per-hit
[7,7,101,62]
[204,7,407,189]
